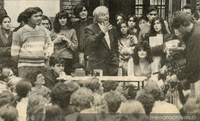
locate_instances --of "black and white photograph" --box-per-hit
[0,0,200,121]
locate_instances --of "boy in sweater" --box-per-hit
[11,7,53,78]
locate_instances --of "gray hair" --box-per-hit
[93,6,108,23]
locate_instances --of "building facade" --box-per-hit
[0,0,199,26]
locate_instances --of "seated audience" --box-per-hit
[29,104,64,121]
[13,80,32,121]
[0,91,15,108]
[0,105,18,121]
[84,77,103,95]
[50,82,75,114]
[30,71,51,99]
[136,89,155,116]
[70,87,93,112]
[102,81,127,102]
[144,80,180,115]
[118,100,148,121]
[70,87,97,121]
[103,91,123,120]
[27,93,49,120]
[183,84,200,115]
[102,81,119,93]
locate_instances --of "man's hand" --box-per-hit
[101,22,112,33]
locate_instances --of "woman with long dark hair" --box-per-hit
[128,42,158,78]
[117,20,138,76]
[51,10,78,75]
[146,17,172,68]
[0,15,12,68]
[127,14,139,36]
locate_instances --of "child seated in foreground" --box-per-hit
[42,56,65,90]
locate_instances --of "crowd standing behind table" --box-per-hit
[0,3,200,121]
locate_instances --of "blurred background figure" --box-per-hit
[127,14,139,36]
[0,15,12,69]
[72,2,93,71]
[115,13,126,26]
[41,15,52,31]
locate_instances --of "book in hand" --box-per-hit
[149,34,163,47]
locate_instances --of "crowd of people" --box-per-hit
[0,2,200,121]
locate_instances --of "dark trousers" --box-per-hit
[64,58,74,75]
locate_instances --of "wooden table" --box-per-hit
[72,76,147,89]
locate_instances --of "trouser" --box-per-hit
[18,66,44,79]
[63,58,74,75]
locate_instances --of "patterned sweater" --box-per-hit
[11,25,53,67]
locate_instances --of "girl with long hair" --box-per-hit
[51,10,78,75]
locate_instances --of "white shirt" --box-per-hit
[98,23,111,49]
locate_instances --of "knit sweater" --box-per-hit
[50,28,78,59]
[11,25,53,67]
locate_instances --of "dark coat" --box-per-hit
[43,69,59,90]
[177,23,200,84]
[84,23,119,76]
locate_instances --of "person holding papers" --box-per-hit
[146,17,172,68]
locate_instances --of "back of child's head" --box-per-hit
[70,87,93,111]
[136,90,155,115]
[27,93,48,117]
[50,82,71,109]
[49,56,65,67]
[103,91,122,113]
[63,81,80,93]
[102,81,118,92]
[30,105,64,121]
[0,105,18,121]
[71,63,85,71]
[15,80,32,98]
[0,91,15,108]
[0,66,13,81]
[85,77,100,92]
[92,92,107,108]
[7,77,22,93]
[26,70,42,86]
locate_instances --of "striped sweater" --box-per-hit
[11,25,53,67]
